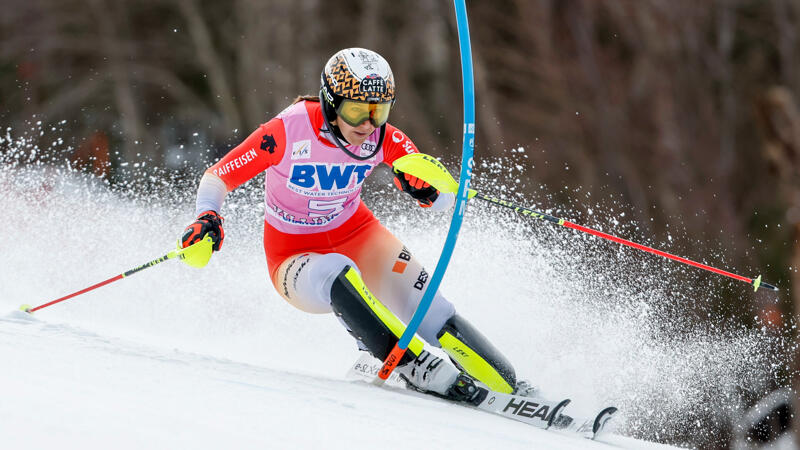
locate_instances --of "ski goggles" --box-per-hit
[336,99,392,127]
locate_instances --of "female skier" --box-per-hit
[181,48,527,403]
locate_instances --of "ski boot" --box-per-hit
[396,350,487,405]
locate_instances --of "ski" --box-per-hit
[346,353,617,440]
[478,390,618,439]
[475,388,572,431]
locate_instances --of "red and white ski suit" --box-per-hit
[198,100,455,344]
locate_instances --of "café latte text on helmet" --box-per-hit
[320,48,395,128]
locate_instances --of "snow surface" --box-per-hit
[0,138,790,448]
[1,311,673,449]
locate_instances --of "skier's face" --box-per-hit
[336,116,375,147]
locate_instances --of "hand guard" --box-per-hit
[182,210,224,251]
[393,169,439,207]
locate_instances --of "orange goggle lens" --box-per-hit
[336,100,392,127]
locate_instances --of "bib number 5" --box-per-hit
[309,198,347,217]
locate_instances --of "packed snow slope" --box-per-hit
[2,311,671,449]
[0,135,791,448]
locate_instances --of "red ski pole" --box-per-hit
[393,153,779,293]
[20,234,215,313]
[473,192,779,293]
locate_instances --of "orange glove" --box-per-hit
[181,210,225,251]
[393,170,439,207]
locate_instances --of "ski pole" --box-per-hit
[391,153,779,293]
[472,193,778,292]
[20,234,215,313]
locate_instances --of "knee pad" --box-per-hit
[278,252,355,313]
[330,266,425,366]
[437,313,516,393]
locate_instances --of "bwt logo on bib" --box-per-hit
[290,164,372,190]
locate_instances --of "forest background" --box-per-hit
[2,1,799,448]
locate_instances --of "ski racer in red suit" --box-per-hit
[181,48,531,402]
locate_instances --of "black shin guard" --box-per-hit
[437,314,517,393]
[330,266,424,366]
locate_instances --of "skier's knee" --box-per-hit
[330,265,425,365]
[414,290,455,345]
[309,252,357,298]
[436,313,516,393]
[277,252,356,313]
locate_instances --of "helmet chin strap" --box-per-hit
[319,95,385,161]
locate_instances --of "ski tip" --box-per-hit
[546,398,572,428]
[592,406,618,438]
[19,304,32,314]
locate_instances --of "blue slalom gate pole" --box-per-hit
[376,0,476,381]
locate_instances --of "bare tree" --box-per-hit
[87,0,155,160]
[755,86,800,447]
[178,0,243,134]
